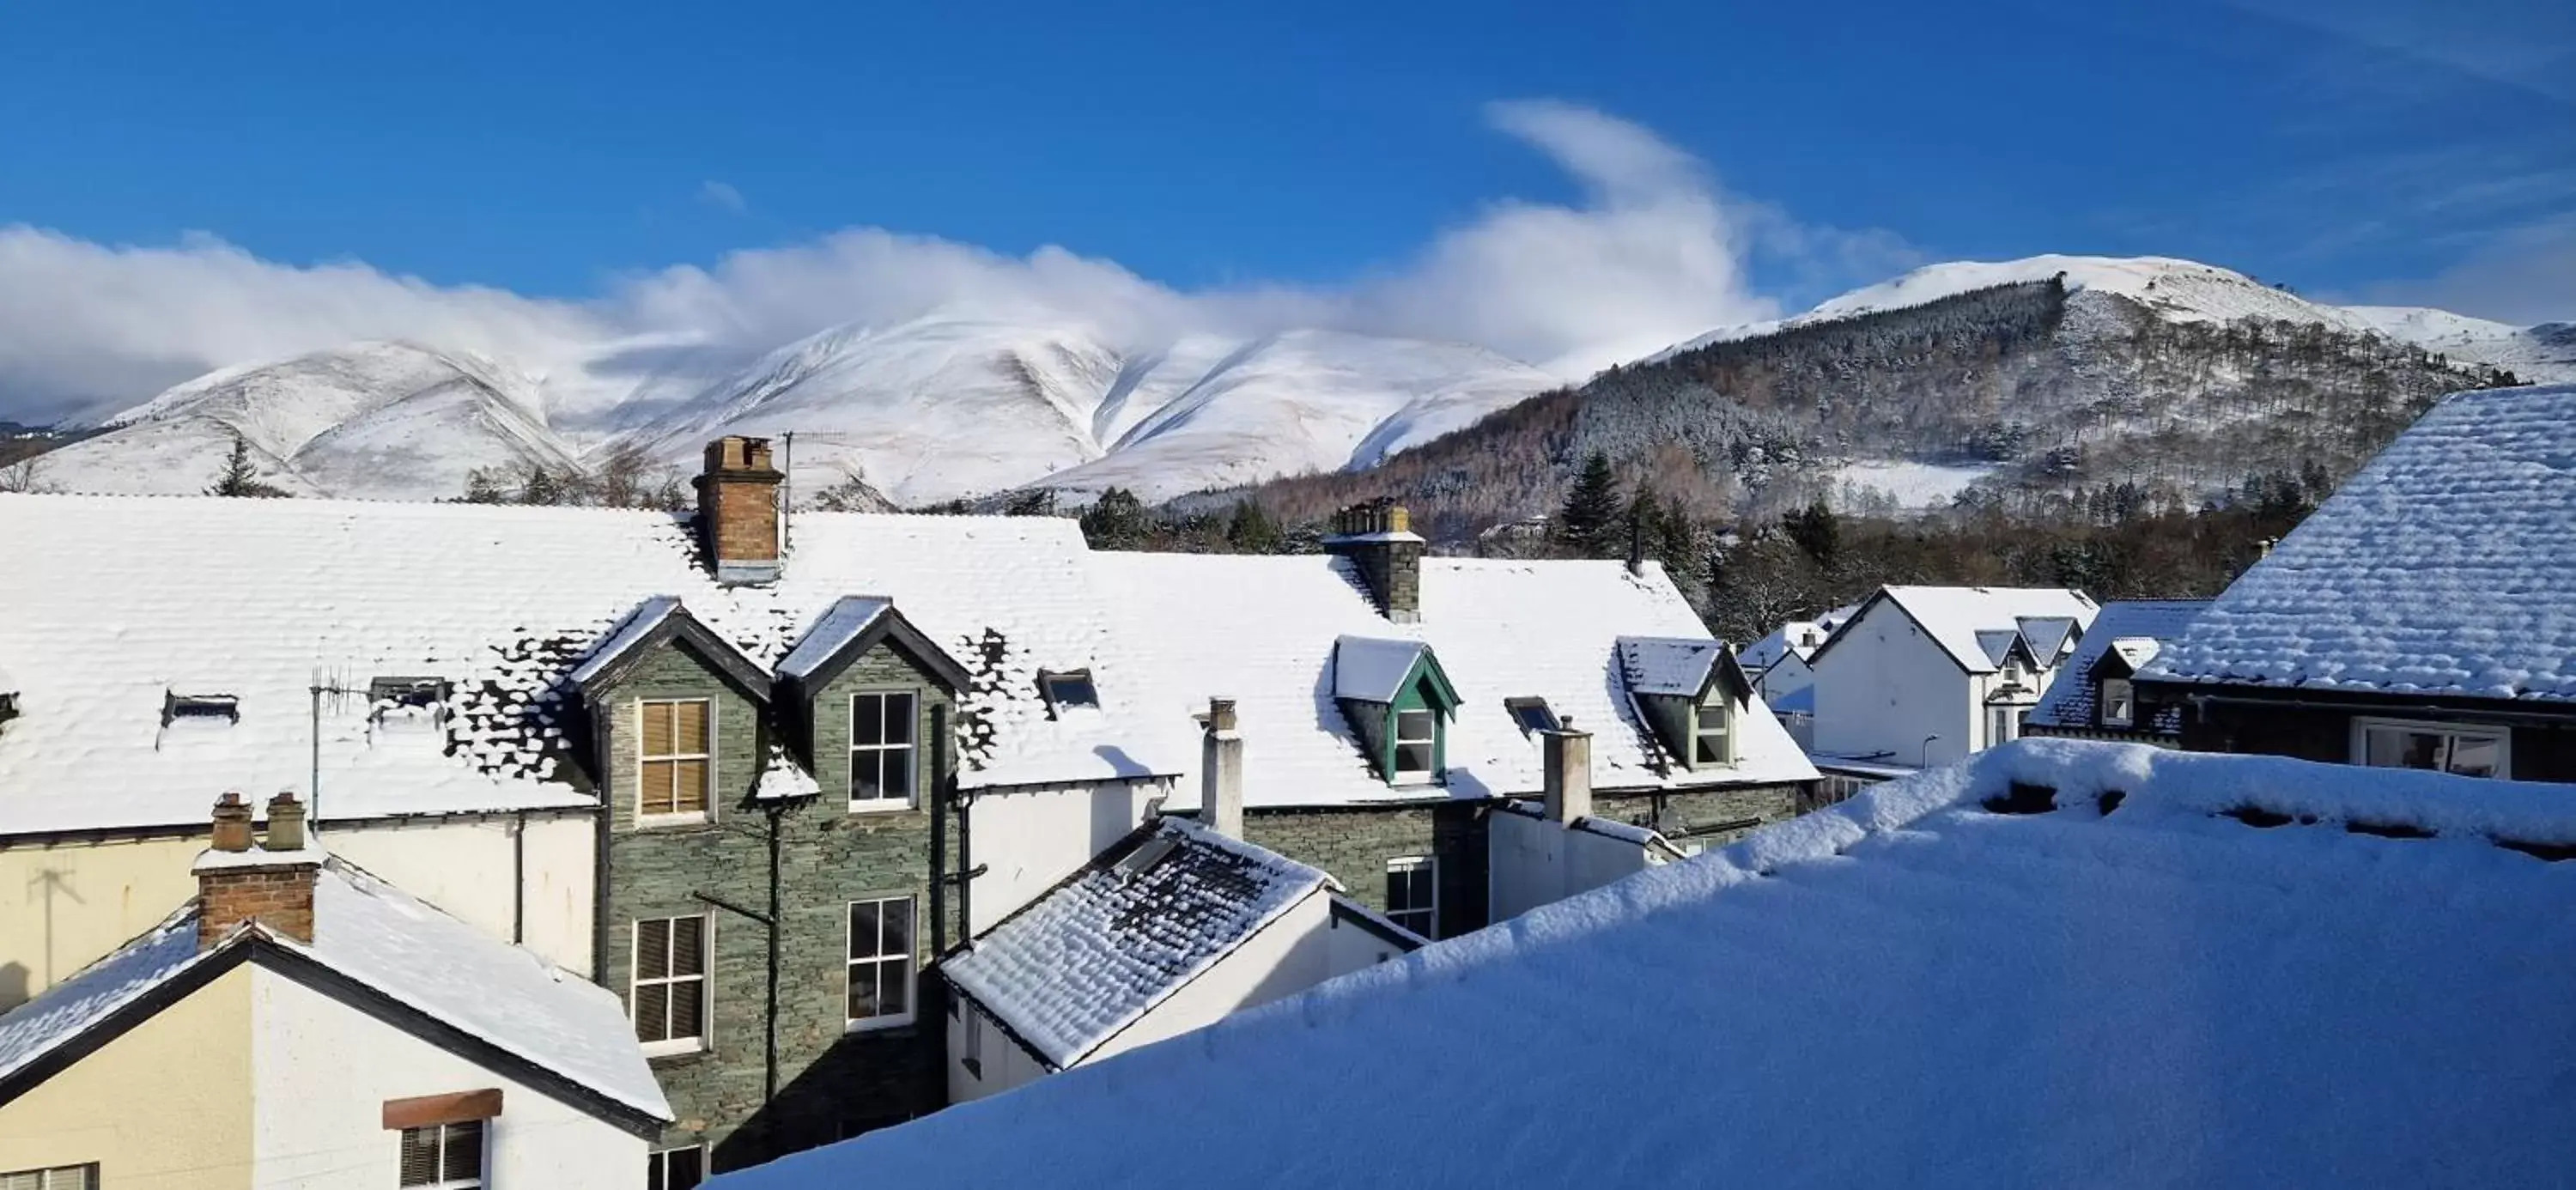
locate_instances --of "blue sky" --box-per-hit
[0,0,2569,419]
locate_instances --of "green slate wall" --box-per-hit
[1243,802,1488,939]
[598,641,957,1173]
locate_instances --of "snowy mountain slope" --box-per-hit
[35,342,583,499]
[2341,306,2576,382]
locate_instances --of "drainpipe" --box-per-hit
[930,702,949,961]
[511,811,526,944]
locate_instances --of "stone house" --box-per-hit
[2139,384,2576,781]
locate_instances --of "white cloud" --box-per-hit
[2357,215,2576,325]
[0,101,1905,424]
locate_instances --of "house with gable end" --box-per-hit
[1094,501,1821,937]
[1807,585,2099,770]
[0,436,1188,1175]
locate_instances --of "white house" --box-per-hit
[1735,604,1859,749]
[704,739,2576,1188]
[0,794,669,1189]
[1807,586,2098,768]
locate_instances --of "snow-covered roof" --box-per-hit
[942,818,1328,1069]
[0,496,1178,835]
[712,738,2576,1189]
[1614,637,1722,698]
[2029,600,2211,731]
[1734,603,1859,673]
[1095,554,1815,810]
[0,851,670,1123]
[773,596,891,683]
[1819,586,2099,675]
[564,595,683,689]
[1331,637,1433,703]
[2145,385,2576,701]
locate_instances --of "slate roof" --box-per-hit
[2146,385,2576,702]
[0,496,1178,835]
[2030,600,2212,732]
[1615,637,1726,698]
[1818,586,2100,675]
[1095,554,1817,811]
[1332,637,1432,703]
[942,818,1329,1069]
[714,739,2576,1189]
[0,851,670,1122]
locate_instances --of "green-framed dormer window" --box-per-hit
[1333,635,1461,786]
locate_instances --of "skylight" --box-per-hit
[1506,697,1559,735]
[162,692,240,726]
[1115,835,1179,877]
[1039,669,1099,711]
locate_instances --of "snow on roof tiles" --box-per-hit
[0,496,1176,835]
[942,818,1327,1069]
[1614,637,1721,697]
[1096,555,1814,810]
[1840,586,2100,674]
[2030,601,2213,731]
[1331,637,1431,703]
[0,853,669,1120]
[774,595,891,683]
[712,738,2576,1189]
[564,595,683,689]
[2146,385,2576,701]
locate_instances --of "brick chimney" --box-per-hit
[196,792,320,950]
[696,435,785,586]
[1200,697,1244,838]
[1322,500,1425,622]
[1541,726,1592,826]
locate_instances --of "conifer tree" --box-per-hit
[1079,487,1150,549]
[206,432,289,498]
[1556,451,1622,557]
[1224,499,1283,554]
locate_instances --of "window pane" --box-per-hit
[882,898,912,956]
[671,917,705,976]
[668,1149,706,1190]
[640,758,673,817]
[881,749,913,800]
[1695,737,1724,766]
[1394,741,1433,772]
[398,1127,440,1187]
[848,970,878,1020]
[2366,727,2442,769]
[636,920,671,979]
[635,982,671,1042]
[672,759,708,813]
[2447,734,2504,778]
[670,978,704,1039]
[673,700,708,750]
[442,1121,483,1183]
[641,701,674,757]
[851,695,884,747]
[881,958,910,1016]
[884,693,916,745]
[850,901,881,958]
[1395,709,1433,742]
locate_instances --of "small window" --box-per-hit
[633,915,708,1054]
[849,691,919,811]
[1505,697,1558,735]
[1692,692,1732,768]
[2355,719,2509,779]
[2099,678,2136,728]
[638,699,713,821]
[1385,856,1437,938]
[0,1165,96,1190]
[163,691,240,726]
[1987,704,2023,748]
[398,1120,483,1189]
[1392,708,1437,778]
[1038,669,1098,711]
[848,896,916,1029]
[369,677,451,712]
[647,1145,706,1190]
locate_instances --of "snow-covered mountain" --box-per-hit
[33,319,1553,505]
[1649,255,2575,383]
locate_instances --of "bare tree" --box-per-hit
[0,455,51,495]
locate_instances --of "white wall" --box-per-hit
[965,780,1163,933]
[324,811,595,974]
[1811,603,1976,768]
[1322,904,1413,974]
[1089,891,1334,1066]
[945,998,1053,1104]
[1487,810,1658,922]
[250,966,647,1190]
[1755,652,1814,704]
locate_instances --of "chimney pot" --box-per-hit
[1541,728,1593,826]
[210,792,254,853]
[265,792,307,853]
[696,435,785,586]
[1201,697,1245,838]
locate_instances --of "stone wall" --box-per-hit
[598,641,957,1173]
[1244,802,1487,938]
[1593,782,1807,850]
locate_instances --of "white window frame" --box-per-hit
[1692,689,1734,768]
[1505,696,1558,736]
[1987,702,2027,748]
[632,914,712,1058]
[635,696,715,826]
[848,690,920,812]
[1385,855,1437,939]
[2099,678,2136,728]
[398,1120,483,1189]
[0,1164,97,1190]
[2349,717,2512,780]
[647,1144,707,1190]
[846,894,918,1031]
[1390,707,1437,782]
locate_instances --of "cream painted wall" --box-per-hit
[965,781,1163,933]
[1088,891,1332,1065]
[1321,904,1413,974]
[1486,811,1656,923]
[0,811,596,1011]
[249,967,646,1189]
[0,962,256,1189]
[945,999,1052,1104]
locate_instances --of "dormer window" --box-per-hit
[2099,678,2136,728]
[1506,697,1559,735]
[1693,689,1734,767]
[1393,709,1438,776]
[1331,636,1461,786]
[1038,669,1099,713]
[163,692,240,726]
[369,677,453,729]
